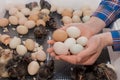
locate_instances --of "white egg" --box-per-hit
[24,20,36,29]
[77,36,88,46]
[62,16,72,25]
[41,9,50,15]
[64,38,76,49]
[57,7,64,14]
[70,44,84,55]
[16,25,28,35]
[72,15,81,23]
[21,8,30,16]
[9,37,21,49]
[9,7,18,16]
[31,53,37,60]
[50,4,57,12]
[83,10,93,16]
[25,39,35,51]
[30,9,40,15]
[32,7,41,11]
[28,61,40,75]
[9,16,18,25]
[53,42,68,55]
[15,12,25,19]
[18,17,28,25]
[36,49,47,61]
[82,16,90,23]
[73,10,82,17]
[16,45,27,56]
[66,26,81,38]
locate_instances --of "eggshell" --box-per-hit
[77,36,88,46]
[21,8,30,16]
[24,20,35,29]
[28,14,39,22]
[52,29,68,42]
[70,44,84,55]
[81,6,91,12]
[50,4,57,12]
[72,15,81,23]
[66,26,81,38]
[62,16,72,24]
[62,9,73,17]
[57,7,64,14]
[0,18,9,27]
[32,7,41,11]
[9,37,21,49]
[15,12,25,19]
[83,10,93,16]
[73,10,82,17]
[9,16,18,25]
[0,34,11,45]
[18,17,28,25]
[64,38,76,49]
[28,61,40,75]
[16,25,28,35]
[53,42,69,55]
[25,39,35,51]
[30,9,40,15]
[36,49,47,61]
[16,45,27,56]
[41,9,50,15]
[31,53,37,60]
[36,19,46,26]
[9,7,18,16]
[82,16,90,23]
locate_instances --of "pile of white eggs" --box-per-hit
[52,26,88,55]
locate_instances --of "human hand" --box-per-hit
[47,32,113,65]
[60,23,94,39]
[47,23,93,60]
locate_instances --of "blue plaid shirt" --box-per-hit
[93,0,120,51]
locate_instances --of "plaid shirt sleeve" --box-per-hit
[93,0,120,51]
[111,30,120,51]
[92,0,120,26]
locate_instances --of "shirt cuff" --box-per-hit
[111,30,120,51]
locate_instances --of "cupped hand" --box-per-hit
[47,23,94,60]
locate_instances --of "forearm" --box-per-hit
[84,16,106,35]
[92,0,120,26]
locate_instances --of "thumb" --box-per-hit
[77,46,96,61]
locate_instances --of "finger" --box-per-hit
[47,40,55,44]
[60,23,80,30]
[55,56,60,60]
[77,43,97,60]
[50,52,57,57]
[80,52,100,65]
[58,55,77,64]
[47,47,54,53]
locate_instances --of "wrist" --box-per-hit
[99,32,113,47]
[84,17,106,35]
